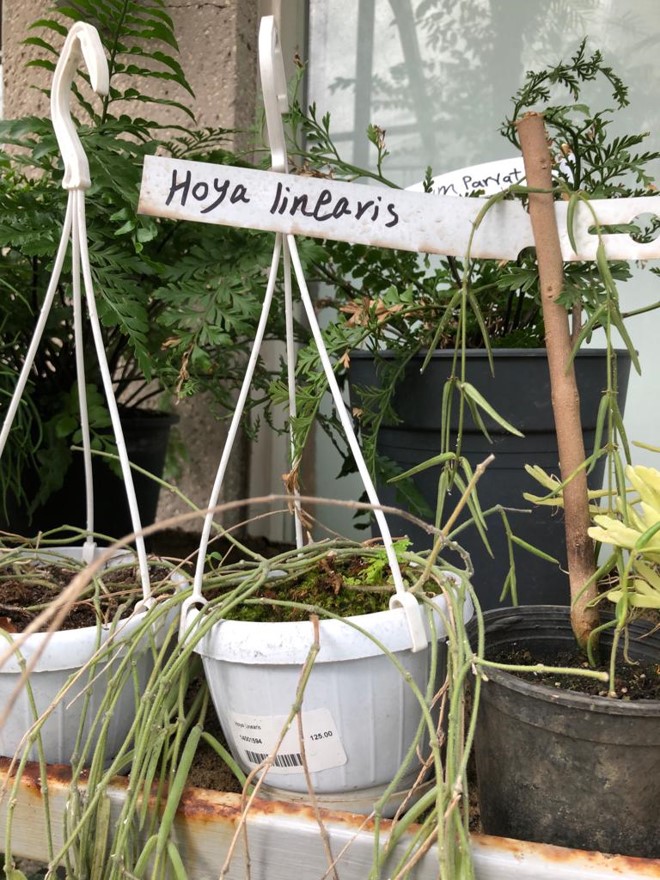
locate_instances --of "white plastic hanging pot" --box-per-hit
[185,574,473,814]
[0,24,177,767]
[178,16,474,816]
[0,23,154,582]
[0,546,182,765]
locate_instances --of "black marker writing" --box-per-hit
[385,203,399,227]
[165,168,400,230]
[165,169,250,211]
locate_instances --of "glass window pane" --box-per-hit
[308,0,660,185]
[305,0,660,537]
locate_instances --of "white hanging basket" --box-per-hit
[186,575,473,814]
[176,16,474,816]
[0,24,185,768]
[0,546,182,766]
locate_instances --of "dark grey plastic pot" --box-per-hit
[348,348,631,609]
[471,606,660,859]
[4,409,178,540]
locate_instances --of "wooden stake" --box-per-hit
[517,112,598,650]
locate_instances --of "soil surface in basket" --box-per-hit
[220,552,418,623]
[488,644,660,700]
[0,531,294,635]
[0,562,171,632]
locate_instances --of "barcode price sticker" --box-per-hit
[229,708,347,775]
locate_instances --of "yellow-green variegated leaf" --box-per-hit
[626,465,660,510]
[634,560,660,591]
[588,516,641,550]
[524,464,561,491]
[522,491,565,508]
[627,505,648,533]
[630,576,660,600]
[524,492,605,514]
[606,587,660,609]
[637,500,660,531]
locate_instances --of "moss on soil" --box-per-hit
[220,549,433,622]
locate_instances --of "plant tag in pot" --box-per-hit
[228,708,347,775]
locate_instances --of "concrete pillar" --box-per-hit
[3,1,259,128]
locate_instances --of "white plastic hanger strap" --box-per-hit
[185,24,304,632]
[282,241,305,550]
[70,191,95,560]
[190,234,284,605]
[262,15,426,651]
[1,23,151,601]
[0,202,74,462]
[259,15,289,175]
[259,16,306,547]
[74,191,152,600]
[286,235,427,652]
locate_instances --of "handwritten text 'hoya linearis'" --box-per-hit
[165,169,401,228]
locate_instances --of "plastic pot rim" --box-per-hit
[474,605,660,718]
[0,546,185,673]
[349,347,630,361]
[190,587,474,665]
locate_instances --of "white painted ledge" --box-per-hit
[1,762,658,879]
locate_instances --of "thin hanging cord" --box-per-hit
[191,233,283,601]
[282,237,305,549]
[0,201,74,458]
[70,190,96,560]
[75,191,151,602]
[286,234,427,651]
[285,236,405,594]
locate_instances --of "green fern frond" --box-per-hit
[30,0,194,120]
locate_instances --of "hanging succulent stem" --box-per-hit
[516,112,599,651]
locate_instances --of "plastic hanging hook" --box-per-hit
[259,16,305,550]
[51,21,109,191]
[259,15,289,173]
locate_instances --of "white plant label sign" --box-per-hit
[139,154,535,260]
[139,154,660,262]
[229,707,347,775]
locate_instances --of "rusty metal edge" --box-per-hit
[1,761,659,879]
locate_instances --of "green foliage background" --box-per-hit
[0,0,282,516]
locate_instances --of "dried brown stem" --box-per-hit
[295,617,340,880]
[517,112,598,650]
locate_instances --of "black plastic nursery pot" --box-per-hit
[348,348,631,609]
[470,606,660,859]
[2,409,178,541]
